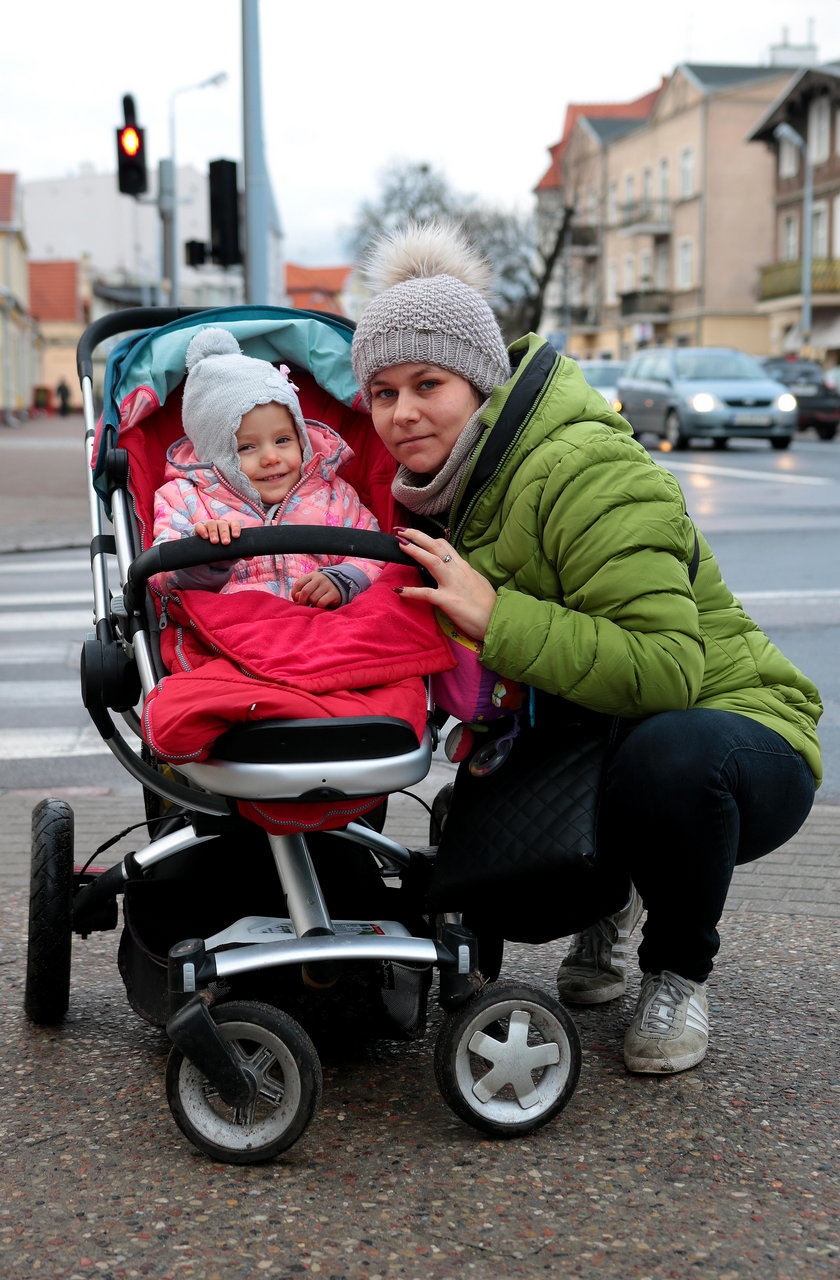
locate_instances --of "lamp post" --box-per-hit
[166,71,228,306]
[774,122,813,352]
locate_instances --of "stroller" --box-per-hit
[24,306,582,1164]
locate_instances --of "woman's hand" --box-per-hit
[193,519,241,546]
[393,527,497,641]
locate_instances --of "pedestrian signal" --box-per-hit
[116,95,147,197]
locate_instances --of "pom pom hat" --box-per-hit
[181,327,309,502]
[351,222,511,408]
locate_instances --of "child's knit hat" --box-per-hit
[181,327,308,500]
[351,221,511,408]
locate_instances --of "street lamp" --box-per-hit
[167,71,228,306]
[774,122,812,351]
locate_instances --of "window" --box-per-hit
[642,167,653,211]
[833,195,840,259]
[624,174,635,211]
[587,187,598,224]
[679,147,694,199]
[655,244,669,289]
[778,137,799,179]
[781,212,799,261]
[808,96,830,165]
[606,259,618,304]
[639,250,652,287]
[623,254,635,292]
[812,201,828,258]
[658,156,670,200]
[607,181,618,225]
[676,237,693,289]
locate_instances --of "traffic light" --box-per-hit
[116,95,147,197]
[209,159,242,266]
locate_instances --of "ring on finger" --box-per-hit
[441,554,452,563]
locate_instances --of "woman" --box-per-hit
[350,222,822,1075]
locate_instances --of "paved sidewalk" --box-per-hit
[2,412,838,1278]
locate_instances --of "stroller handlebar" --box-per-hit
[125,527,418,613]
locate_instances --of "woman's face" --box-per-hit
[369,363,481,476]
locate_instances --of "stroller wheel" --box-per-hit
[434,981,581,1138]
[25,799,75,1025]
[165,1000,322,1164]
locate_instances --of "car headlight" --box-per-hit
[612,397,622,412]
[776,393,797,413]
[688,392,722,413]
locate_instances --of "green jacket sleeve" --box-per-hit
[477,435,706,718]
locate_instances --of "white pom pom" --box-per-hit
[185,326,241,371]
[364,220,493,297]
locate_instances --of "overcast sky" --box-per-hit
[3,1,840,263]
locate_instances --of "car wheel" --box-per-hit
[713,437,728,450]
[815,424,837,441]
[664,411,689,450]
[770,437,793,451]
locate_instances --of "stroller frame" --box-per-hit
[25,307,582,1163]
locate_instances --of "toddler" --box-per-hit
[152,327,383,607]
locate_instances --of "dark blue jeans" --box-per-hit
[598,708,816,982]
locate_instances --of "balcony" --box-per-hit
[568,224,600,256]
[566,304,600,330]
[619,290,670,321]
[618,199,671,237]
[758,258,840,301]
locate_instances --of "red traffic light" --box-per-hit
[119,126,141,158]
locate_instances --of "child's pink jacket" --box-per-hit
[152,419,383,601]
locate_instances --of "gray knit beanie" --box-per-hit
[181,327,309,501]
[351,222,511,408]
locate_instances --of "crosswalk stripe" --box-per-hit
[0,610,93,633]
[0,727,114,760]
[0,679,81,706]
[0,591,92,607]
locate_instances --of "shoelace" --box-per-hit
[639,972,692,1032]
[566,915,618,968]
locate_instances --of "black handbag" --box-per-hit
[430,698,632,944]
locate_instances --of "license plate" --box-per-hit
[791,383,818,395]
[734,414,772,426]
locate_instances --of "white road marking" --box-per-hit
[0,727,114,759]
[660,460,833,485]
[0,558,89,574]
[0,679,82,706]
[0,591,92,607]
[735,589,840,601]
[0,610,93,633]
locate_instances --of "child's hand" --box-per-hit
[193,519,241,545]
[291,572,341,609]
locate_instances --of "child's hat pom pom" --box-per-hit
[185,326,242,371]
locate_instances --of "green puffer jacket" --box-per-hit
[449,335,823,785]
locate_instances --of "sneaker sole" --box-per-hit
[623,1043,707,1074]
[556,977,627,1005]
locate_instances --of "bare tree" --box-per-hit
[346,161,565,338]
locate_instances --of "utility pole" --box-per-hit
[242,0,270,303]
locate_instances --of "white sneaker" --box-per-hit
[624,970,709,1074]
[556,886,644,1004]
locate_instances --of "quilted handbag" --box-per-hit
[429,698,632,944]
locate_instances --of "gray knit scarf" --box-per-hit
[390,402,488,519]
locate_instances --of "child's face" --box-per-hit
[235,402,303,504]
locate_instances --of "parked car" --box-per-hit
[616,347,797,450]
[574,359,626,412]
[760,357,840,440]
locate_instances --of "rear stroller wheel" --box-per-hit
[434,981,581,1138]
[165,1000,322,1163]
[25,798,75,1025]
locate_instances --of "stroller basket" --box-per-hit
[24,305,582,1163]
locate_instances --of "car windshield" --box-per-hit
[582,363,625,384]
[765,361,823,382]
[674,352,765,380]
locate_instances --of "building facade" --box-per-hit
[749,63,840,363]
[537,64,799,361]
[0,173,42,422]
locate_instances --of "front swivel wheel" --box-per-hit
[434,981,581,1137]
[165,1000,322,1163]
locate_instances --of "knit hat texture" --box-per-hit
[351,222,511,408]
[181,327,308,502]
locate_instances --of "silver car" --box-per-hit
[616,347,797,450]
[575,360,626,413]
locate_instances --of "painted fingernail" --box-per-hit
[396,536,410,545]
[393,525,407,532]
[393,587,404,595]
